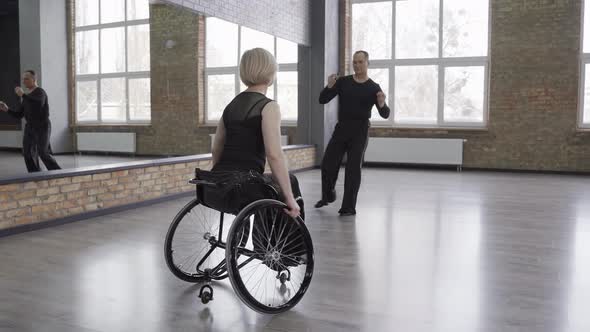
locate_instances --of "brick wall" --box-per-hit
[157,0,311,46]
[0,146,316,232]
[339,0,351,76]
[346,0,590,172]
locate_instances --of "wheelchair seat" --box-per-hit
[191,168,278,215]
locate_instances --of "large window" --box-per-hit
[205,17,299,123]
[352,0,489,127]
[581,0,590,127]
[74,0,151,124]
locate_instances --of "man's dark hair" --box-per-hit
[353,50,369,61]
[25,70,36,77]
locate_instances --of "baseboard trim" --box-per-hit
[363,162,458,171]
[291,166,317,173]
[363,162,590,176]
[0,147,22,152]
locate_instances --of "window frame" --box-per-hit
[74,0,151,125]
[204,18,299,126]
[351,0,491,129]
[579,0,590,129]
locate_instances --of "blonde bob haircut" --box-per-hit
[239,48,277,87]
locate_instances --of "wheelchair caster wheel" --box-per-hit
[199,285,214,304]
[201,292,212,304]
[277,270,291,285]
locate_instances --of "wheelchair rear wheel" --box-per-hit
[225,199,314,314]
[164,198,231,282]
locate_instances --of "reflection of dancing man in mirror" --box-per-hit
[0,70,61,173]
[315,51,390,216]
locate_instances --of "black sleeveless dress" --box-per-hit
[210,92,305,261]
[212,92,273,174]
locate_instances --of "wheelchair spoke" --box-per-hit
[273,278,277,308]
[257,210,273,252]
[184,245,211,271]
[278,233,303,256]
[242,262,264,286]
[251,269,267,300]
[175,243,207,267]
[251,226,268,253]
[273,213,290,250]
[276,221,295,253]
[166,201,227,280]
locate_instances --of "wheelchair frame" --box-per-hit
[185,175,281,282]
[164,168,314,313]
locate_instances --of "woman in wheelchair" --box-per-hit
[164,48,313,314]
[210,47,304,220]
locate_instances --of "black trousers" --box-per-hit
[321,121,369,211]
[22,123,61,173]
[264,173,305,220]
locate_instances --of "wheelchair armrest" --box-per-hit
[189,178,219,187]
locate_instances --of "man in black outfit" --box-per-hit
[315,51,390,216]
[0,70,61,173]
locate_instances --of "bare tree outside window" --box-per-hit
[352,0,488,127]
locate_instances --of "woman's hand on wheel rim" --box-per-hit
[284,198,301,219]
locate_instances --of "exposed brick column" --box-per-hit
[339,0,352,76]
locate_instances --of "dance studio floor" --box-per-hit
[1,168,590,331]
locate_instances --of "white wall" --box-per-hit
[13,0,72,153]
[39,0,71,153]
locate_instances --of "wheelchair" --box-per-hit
[164,168,314,314]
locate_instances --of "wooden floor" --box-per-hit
[1,168,590,332]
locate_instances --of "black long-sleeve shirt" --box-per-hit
[7,87,50,128]
[319,75,390,122]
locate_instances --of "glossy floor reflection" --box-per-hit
[1,168,590,331]
[0,151,152,179]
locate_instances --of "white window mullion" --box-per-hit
[274,37,278,101]
[125,23,130,122]
[582,0,589,128]
[483,62,490,126]
[75,20,148,31]
[97,29,102,122]
[235,26,242,96]
[278,64,297,71]
[437,0,444,126]
[392,58,487,66]
[438,65,445,126]
[204,74,209,123]
[205,67,239,75]
[390,0,396,126]
[580,60,588,128]
[126,78,130,122]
